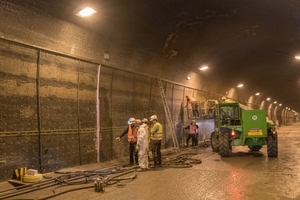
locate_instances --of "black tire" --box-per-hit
[248,145,262,151]
[267,134,278,157]
[218,132,231,157]
[210,131,219,152]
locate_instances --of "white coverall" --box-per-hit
[137,123,149,169]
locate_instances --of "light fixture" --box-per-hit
[198,66,208,71]
[274,101,277,104]
[255,92,260,96]
[76,7,97,17]
[237,84,243,88]
[186,76,190,80]
[279,104,282,106]
[295,56,300,59]
[266,97,270,101]
[104,53,110,60]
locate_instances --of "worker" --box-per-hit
[150,115,163,168]
[142,118,151,160]
[220,107,231,120]
[220,108,226,120]
[141,118,149,142]
[184,120,199,147]
[136,119,149,171]
[186,96,199,117]
[115,117,139,166]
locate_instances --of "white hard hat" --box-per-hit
[128,117,136,124]
[150,115,157,121]
[142,118,148,123]
[136,119,141,124]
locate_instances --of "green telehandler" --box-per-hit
[210,98,278,157]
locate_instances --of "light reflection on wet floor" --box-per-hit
[2,124,300,200]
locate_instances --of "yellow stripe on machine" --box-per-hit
[248,129,263,135]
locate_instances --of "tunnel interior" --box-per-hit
[0,0,299,180]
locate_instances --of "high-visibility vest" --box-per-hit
[188,97,197,102]
[151,122,163,141]
[188,125,199,134]
[127,125,138,142]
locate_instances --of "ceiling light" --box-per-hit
[274,101,277,104]
[255,92,260,96]
[76,7,97,17]
[186,76,190,80]
[266,97,270,100]
[198,66,208,71]
[237,84,243,88]
[295,56,300,59]
[279,104,282,106]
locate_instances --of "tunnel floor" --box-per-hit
[1,123,300,200]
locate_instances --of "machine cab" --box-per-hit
[218,103,241,126]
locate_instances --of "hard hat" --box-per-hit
[128,117,136,125]
[136,119,141,124]
[150,115,157,121]
[191,120,196,123]
[142,118,148,123]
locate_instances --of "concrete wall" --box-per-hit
[0,40,98,180]
[0,38,218,180]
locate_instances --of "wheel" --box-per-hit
[210,132,219,152]
[248,145,262,151]
[218,132,231,157]
[267,134,278,157]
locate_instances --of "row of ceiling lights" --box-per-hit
[186,65,296,111]
[75,7,298,114]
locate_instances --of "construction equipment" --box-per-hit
[157,78,180,152]
[94,176,109,192]
[210,98,278,157]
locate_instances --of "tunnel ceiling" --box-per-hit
[40,1,300,111]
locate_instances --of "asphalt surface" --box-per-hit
[1,123,300,200]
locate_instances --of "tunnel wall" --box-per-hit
[0,40,98,180]
[0,38,221,180]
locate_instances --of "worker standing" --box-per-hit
[184,120,199,147]
[115,117,139,166]
[186,96,200,117]
[150,115,163,168]
[141,118,151,160]
[136,119,149,171]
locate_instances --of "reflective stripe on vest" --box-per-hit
[128,125,138,142]
[151,122,163,140]
[188,125,198,134]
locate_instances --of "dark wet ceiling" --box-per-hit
[46,0,300,111]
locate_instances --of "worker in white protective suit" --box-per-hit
[136,119,149,171]
[142,118,151,160]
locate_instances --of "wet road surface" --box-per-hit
[1,123,300,200]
